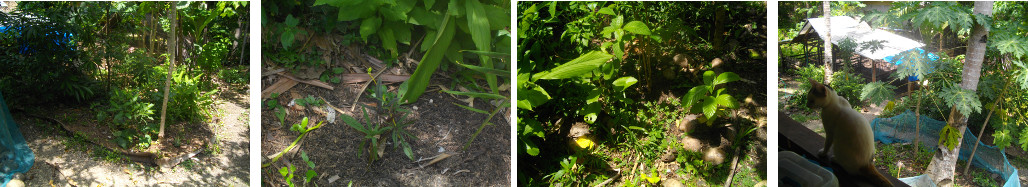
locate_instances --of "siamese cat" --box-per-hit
[806,79,893,186]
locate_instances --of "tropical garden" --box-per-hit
[779,1,1028,186]
[259,0,511,186]
[0,1,250,186]
[518,2,767,186]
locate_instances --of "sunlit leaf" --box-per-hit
[532,51,613,80]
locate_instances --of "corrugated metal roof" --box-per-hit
[805,16,924,59]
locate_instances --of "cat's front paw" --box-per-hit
[817,149,831,163]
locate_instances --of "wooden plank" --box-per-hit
[261,78,298,99]
[779,112,909,187]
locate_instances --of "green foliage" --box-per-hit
[0,10,92,104]
[98,89,156,128]
[339,106,391,162]
[279,14,306,49]
[861,81,898,105]
[939,124,962,150]
[941,84,983,117]
[294,95,324,107]
[683,71,740,124]
[164,70,219,123]
[300,151,318,186]
[279,164,297,187]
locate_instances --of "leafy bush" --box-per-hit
[163,70,219,123]
[790,64,867,110]
[0,11,92,104]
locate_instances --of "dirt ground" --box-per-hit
[13,86,250,186]
[260,70,511,186]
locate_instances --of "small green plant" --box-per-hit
[301,151,318,186]
[320,67,344,84]
[683,70,740,125]
[340,106,392,162]
[366,78,418,160]
[279,163,297,187]
[263,117,326,168]
[295,95,324,107]
[543,155,580,185]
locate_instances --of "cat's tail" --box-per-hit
[861,163,894,186]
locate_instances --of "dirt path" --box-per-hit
[15,88,250,186]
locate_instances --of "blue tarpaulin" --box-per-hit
[0,92,33,186]
[883,48,939,81]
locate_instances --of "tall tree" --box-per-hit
[823,1,833,83]
[158,3,176,139]
[925,2,993,186]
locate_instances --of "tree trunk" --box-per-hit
[925,2,992,186]
[823,1,833,84]
[159,3,177,139]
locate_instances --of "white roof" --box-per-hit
[807,16,924,59]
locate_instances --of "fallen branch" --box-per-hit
[418,153,452,168]
[276,72,334,90]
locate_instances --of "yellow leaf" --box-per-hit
[641,172,661,184]
[575,137,595,149]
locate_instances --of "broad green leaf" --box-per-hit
[612,76,638,92]
[585,88,601,104]
[713,72,740,87]
[466,0,496,94]
[598,7,615,15]
[532,51,612,80]
[523,139,540,156]
[401,15,456,104]
[581,102,601,124]
[516,85,550,110]
[305,170,317,182]
[484,4,509,30]
[715,94,738,109]
[337,1,376,21]
[442,90,506,100]
[623,21,651,35]
[359,17,382,42]
[547,1,556,17]
[683,86,707,109]
[408,7,442,28]
[584,113,598,124]
[610,15,624,29]
[519,118,545,138]
[702,71,716,87]
[378,25,398,57]
[701,96,717,120]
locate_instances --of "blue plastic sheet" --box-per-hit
[0,92,33,186]
[872,111,1019,187]
[883,48,939,81]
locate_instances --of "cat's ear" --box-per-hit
[808,78,826,96]
[807,78,820,87]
